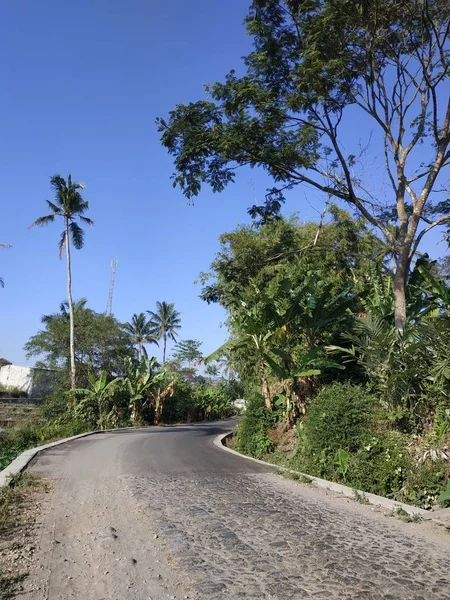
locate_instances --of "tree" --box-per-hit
[147,301,182,363]
[172,339,203,369]
[29,175,94,387]
[205,363,220,380]
[123,313,159,360]
[70,372,122,430]
[158,0,450,330]
[25,300,134,387]
[122,356,174,425]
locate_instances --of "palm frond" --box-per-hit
[28,214,55,229]
[69,221,85,250]
[0,277,4,288]
[46,200,63,214]
[79,216,95,226]
[58,230,67,259]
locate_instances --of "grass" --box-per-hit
[0,418,90,471]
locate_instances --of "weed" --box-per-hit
[281,470,314,484]
[352,489,369,504]
[395,505,423,523]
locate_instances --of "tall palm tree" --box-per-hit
[29,175,94,389]
[123,313,158,361]
[147,301,181,363]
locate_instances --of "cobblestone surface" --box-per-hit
[130,471,450,600]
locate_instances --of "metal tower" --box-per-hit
[106,259,118,315]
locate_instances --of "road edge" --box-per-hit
[213,431,450,522]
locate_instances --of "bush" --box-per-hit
[236,392,277,458]
[303,383,375,477]
[399,459,449,509]
[348,431,411,497]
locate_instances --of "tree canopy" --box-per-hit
[159,0,450,329]
[25,301,134,386]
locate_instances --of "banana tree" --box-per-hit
[69,371,121,430]
[123,356,174,424]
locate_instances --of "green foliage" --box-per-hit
[24,300,134,387]
[29,174,94,255]
[0,385,28,399]
[172,339,203,367]
[236,392,277,458]
[147,301,182,363]
[304,383,375,471]
[438,481,450,507]
[70,372,123,430]
[123,313,159,360]
[348,432,411,498]
[399,460,449,510]
[0,417,88,471]
[162,378,237,423]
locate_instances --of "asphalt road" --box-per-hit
[27,419,450,600]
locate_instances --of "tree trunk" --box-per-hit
[137,342,142,361]
[394,250,410,332]
[259,359,272,411]
[65,218,76,389]
[163,334,166,364]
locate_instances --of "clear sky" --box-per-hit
[0,0,448,366]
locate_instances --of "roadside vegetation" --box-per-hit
[0,299,238,472]
[159,0,450,510]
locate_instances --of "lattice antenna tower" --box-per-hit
[106,259,118,315]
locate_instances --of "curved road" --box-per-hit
[26,419,450,600]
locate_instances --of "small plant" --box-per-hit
[280,470,314,484]
[438,481,450,507]
[335,448,350,482]
[395,506,423,523]
[352,489,368,504]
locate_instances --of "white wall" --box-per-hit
[0,365,53,397]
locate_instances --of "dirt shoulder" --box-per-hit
[0,475,50,599]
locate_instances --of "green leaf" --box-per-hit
[438,481,450,505]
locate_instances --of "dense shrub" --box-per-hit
[303,383,375,476]
[236,392,278,458]
[398,459,449,509]
[348,431,411,497]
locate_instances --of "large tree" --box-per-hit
[147,301,182,363]
[30,175,94,387]
[25,300,133,387]
[123,313,159,360]
[158,0,450,330]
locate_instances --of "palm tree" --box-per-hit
[123,313,158,361]
[29,175,94,389]
[42,298,88,325]
[147,301,181,363]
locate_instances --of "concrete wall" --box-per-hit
[0,365,54,397]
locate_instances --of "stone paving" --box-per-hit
[130,471,450,600]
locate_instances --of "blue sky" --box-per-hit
[0,0,448,366]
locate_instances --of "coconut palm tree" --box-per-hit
[29,175,94,389]
[147,301,181,363]
[123,313,158,361]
